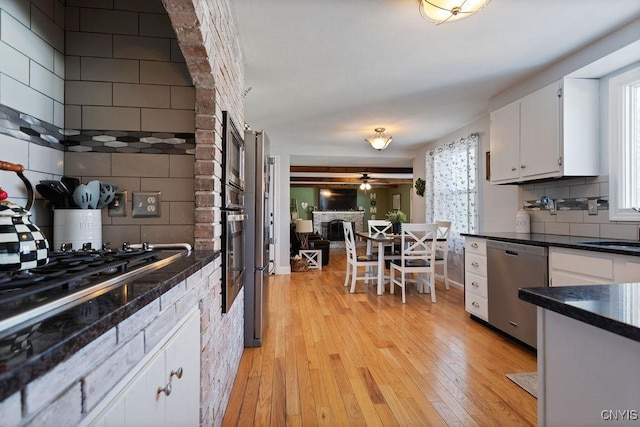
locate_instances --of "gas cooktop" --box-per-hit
[0,244,190,370]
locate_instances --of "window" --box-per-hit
[425,132,479,254]
[609,64,640,221]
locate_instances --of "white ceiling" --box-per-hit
[232,1,640,169]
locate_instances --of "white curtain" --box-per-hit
[425,132,479,254]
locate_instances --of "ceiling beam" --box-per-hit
[290,166,413,174]
[290,183,402,189]
[290,176,411,184]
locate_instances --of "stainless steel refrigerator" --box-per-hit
[244,130,272,347]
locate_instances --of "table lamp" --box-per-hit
[296,219,314,249]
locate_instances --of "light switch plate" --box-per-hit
[108,191,127,217]
[132,191,161,217]
[587,199,598,215]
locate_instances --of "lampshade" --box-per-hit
[365,128,392,151]
[295,219,313,233]
[419,0,491,25]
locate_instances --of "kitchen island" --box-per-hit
[520,284,640,426]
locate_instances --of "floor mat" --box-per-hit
[506,372,537,398]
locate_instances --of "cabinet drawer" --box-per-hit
[465,293,488,321]
[550,249,614,281]
[465,238,486,256]
[465,271,487,298]
[465,253,487,277]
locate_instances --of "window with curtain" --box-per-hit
[425,132,479,254]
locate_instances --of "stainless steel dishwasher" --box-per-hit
[486,240,548,348]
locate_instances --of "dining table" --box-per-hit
[355,231,401,295]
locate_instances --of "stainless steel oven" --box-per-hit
[222,208,246,313]
[222,111,245,192]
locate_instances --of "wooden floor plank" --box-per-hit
[222,248,537,426]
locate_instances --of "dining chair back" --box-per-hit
[343,221,378,293]
[435,220,452,290]
[389,223,438,303]
[367,220,394,256]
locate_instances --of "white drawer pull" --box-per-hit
[471,261,479,267]
[471,243,478,248]
[472,281,479,287]
[472,301,480,308]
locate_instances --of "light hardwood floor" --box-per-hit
[222,249,537,426]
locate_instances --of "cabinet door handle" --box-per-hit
[158,382,172,397]
[472,281,479,287]
[471,242,478,248]
[511,167,517,171]
[171,367,184,380]
[472,301,480,308]
[520,164,526,169]
[471,261,479,267]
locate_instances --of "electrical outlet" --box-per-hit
[108,191,127,217]
[587,199,598,215]
[132,191,161,217]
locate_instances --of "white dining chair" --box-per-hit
[366,220,393,254]
[435,220,452,290]
[343,221,378,293]
[389,223,438,303]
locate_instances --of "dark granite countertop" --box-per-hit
[519,284,640,343]
[462,232,640,257]
[0,250,219,402]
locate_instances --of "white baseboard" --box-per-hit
[436,274,463,290]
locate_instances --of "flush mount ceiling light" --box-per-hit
[419,0,491,25]
[365,128,392,151]
[359,173,372,191]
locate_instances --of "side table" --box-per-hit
[299,249,322,270]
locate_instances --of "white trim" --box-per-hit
[609,64,640,221]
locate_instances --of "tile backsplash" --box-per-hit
[521,176,640,240]
[64,152,195,246]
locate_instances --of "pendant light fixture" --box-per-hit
[365,128,392,151]
[419,0,491,25]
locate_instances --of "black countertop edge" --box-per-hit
[519,285,640,343]
[461,232,640,257]
[0,250,219,403]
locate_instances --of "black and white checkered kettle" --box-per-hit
[0,161,49,271]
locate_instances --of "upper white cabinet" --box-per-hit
[490,78,599,184]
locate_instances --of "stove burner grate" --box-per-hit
[0,249,159,305]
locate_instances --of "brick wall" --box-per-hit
[162,0,246,423]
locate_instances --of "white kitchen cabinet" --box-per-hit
[464,237,488,321]
[489,101,520,182]
[490,78,599,184]
[549,247,640,286]
[84,309,200,427]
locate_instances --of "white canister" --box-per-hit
[515,209,531,233]
[53,209,102,250]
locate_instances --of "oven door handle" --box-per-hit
[227,213,247,222]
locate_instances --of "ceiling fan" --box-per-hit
[288,166,413,188]
[359,173,373,191]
